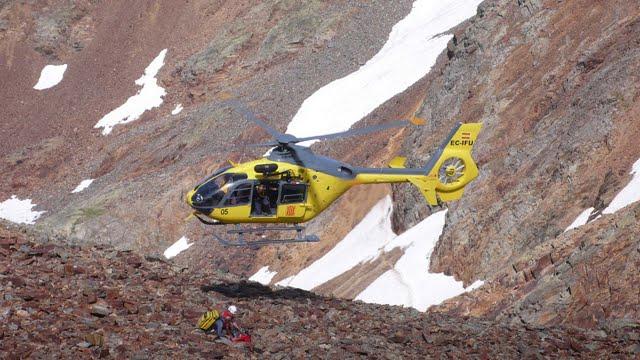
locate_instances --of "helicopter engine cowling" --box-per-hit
[254,163,278,174]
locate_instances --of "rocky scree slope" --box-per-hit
[1,224,639,359]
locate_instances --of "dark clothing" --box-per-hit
[214,318,224,337]
[254,195,272,215]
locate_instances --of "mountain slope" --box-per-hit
[1,0,639,337]
[384,0,640,327]
[0,0,414,271]
[2,224,638,358]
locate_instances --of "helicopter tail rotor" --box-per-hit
[429,122,482,202]
[407,122,482,205]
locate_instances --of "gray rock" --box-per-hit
[90,304,110,317]
[627,343,640,354]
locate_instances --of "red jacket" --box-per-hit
[222,310,234,321]
[221,310,236,332]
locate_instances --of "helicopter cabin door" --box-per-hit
[250,181,279,218]
[276,182,308,221]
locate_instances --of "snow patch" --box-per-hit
[171,103,183,115]
[603,158,640,214]
[355,271,412,308]
[249,266,278,285]
[275,276,294,287]
[277,196,483,310]
[0,196,46,224]
[279,196,396,290]
[34,64,67,90]
[564,207,594,232]
[285,0,483,145]
[163,236,193,259]
[71,179,95,194]
[94,49,168,135]
[467,280,485,291]
[356,210,484,311]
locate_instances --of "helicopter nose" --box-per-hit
[186,189,196,207]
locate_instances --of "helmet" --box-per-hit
[228,305,237,314]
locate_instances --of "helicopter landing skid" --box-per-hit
[213,224,319,248]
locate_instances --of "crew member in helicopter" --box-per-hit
[253,183,274,215]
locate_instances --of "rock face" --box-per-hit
[1,225,638,358]
[386,0,640,327]
[395,0,640,279]
[433,202,640,328]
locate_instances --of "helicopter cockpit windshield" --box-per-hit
[190,170,247,213]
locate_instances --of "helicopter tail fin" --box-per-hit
[408,122,482,206]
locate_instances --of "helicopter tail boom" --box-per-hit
[353,122,482,206]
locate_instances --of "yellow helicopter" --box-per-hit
[186,100,482,247]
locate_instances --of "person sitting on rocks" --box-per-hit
[215,305,241,339]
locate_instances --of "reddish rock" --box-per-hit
[126,256,143,268]
[0,237,16,248]
[17,289,45,301]
[63,264,85,276]
[124,301,138,314]
[105,289,120,301]
[84,333,104,347]
[86,293,97,304]
[8,276,26,287]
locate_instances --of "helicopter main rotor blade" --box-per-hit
[217,97,425,147]
[206,141,279,154]
[229,141,280,148]
[293,118,423,143]
[220,99,288,142]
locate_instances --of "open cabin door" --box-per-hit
[276,182,308,221]
[250,181,278,218]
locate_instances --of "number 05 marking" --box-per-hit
[220,209,229,215]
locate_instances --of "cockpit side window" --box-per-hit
[214,174,232,189]
[196,166,232,189]
[213,173,248,190]
[224,183,252,206]
[191,172,248,212]
[279,183,307,204]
